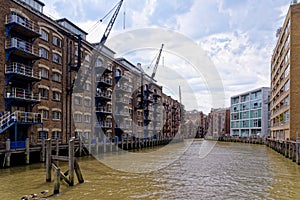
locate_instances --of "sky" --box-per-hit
[42,0,291,113]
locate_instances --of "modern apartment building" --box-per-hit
[230,87,270,137]
[0,0,183,149]
[270,2,300,141]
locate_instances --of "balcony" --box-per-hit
[115,85,130,93]
[95,89,112,101]
[95,106,112,114]
[5,87,40,104]
[95,121,112,129]
[5,38,39,61]
[5,62,41,83]
[116,98,130,105]
[5,14,40,38]
[96,77,112,87]
[115,111,130,117]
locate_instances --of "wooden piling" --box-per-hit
[96,137,99,155]
[68,138,74,186]
[88,135,92,155]
[25,138,30,165]
[110,141,113,152]
[5,139,10,167]
[41,139,45,162]
[53,165,60,194]
[46,138,52,182]
[74,159,84,183]
[115,136,119,152]
[56,137,59,157]
[103,140,107,153]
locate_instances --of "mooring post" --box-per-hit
[74,159,84,183]
[46,138,52,182]
[56,137,59,157]
[88,134,92,155]
[115,136,119,152]
[79,136,82,157]
[41,139,45,162]
[5,139,10,167]
[69,138,75,186]
[103,138,107,153]
[96,137,99,155]
[53,166,60,194]
[121,136,124,150]
[25,138,30,165]
[297,132,299,164]
[110,139,113,152]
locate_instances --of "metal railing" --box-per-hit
[5,62,40,79]
[5,38,39,56]
[5,14,39,33]
[5,87,40,101]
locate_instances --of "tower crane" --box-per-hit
[74,0,124,92]
[151,43,164,80]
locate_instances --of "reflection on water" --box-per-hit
[1,140,300,199]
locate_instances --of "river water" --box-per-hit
[1,139,300,200]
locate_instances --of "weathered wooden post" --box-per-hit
[41,139,45,162]
[5,139,11,167]
[74,159,84,183]
[103,139,107,153]
[25,138,30,165]
[79,136,82,157]
[69,138,75,186]
[53,166,60,194]
[110,140,113,152]
[96,137,99,155]
[88,134,92,155]
[297,132,299,164]
[46,138,52,182]
[56,137,59,157]
[115,136,119,152]
[121,136,124,150]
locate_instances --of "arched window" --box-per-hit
[115,69,121,77]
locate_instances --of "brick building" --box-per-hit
[0,0,183,148]
[270,2,300,141]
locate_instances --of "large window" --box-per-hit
[74,113,82,122]
[74,96,82,105]
[38,131,48,140]
[39,109,49,119]
[84,114,91,123]
[51,131,61,140]
[39,67,49,79]
[52,53,61,64]
[52,111,61,120]
[53,91,61,101]
[84,98,91,107]
[40,29,49,41]
[52,72,62,82]
[39,88,49,99]
[53,36,62,47]
[39,48,49,59]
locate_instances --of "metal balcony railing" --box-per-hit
[6,38,39,56]
[5,87,40,101]
[5,62,40,79]
[6,14,39,33]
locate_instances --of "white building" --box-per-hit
[230,87,270,137]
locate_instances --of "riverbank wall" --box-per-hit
[0,136,183,168]
[219,136,300,165]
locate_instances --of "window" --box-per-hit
[39,88,49,99]
[40,29,48,41]
[52,72,62,82]
[84,98,91,107]
[52,53,61,64]
[52,111,61,120]
[39,68,49,79]
[115,69,121,77]
[85,54,90,62]
[284,80,290,91]
[85,82,91,91]
[84,114,91,123]
[53,91,61,101]
[51,131,61,140]
[74,113,82,122]
[74,96,82,105]
[39,109,49,119]
[96,58,103,67]
[38,131,48,140]
[284,65,290,78]
[39,48,48,59]
[53,36,61,47]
